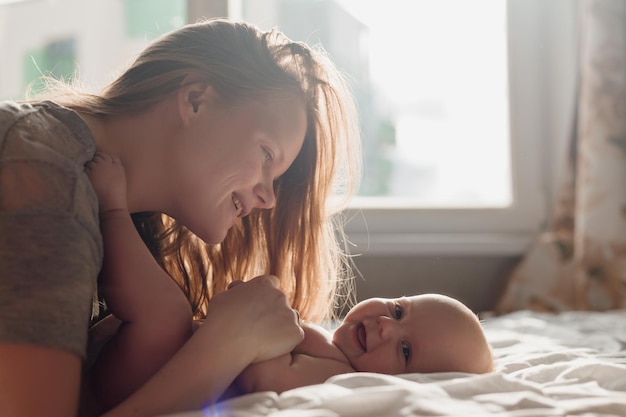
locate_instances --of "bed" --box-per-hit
[164,309,626,417]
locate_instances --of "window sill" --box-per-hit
[345,231,535,256]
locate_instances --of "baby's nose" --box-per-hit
[378,315,398,340]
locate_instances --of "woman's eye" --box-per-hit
[402,341,410,361]
[262,147,273,161]
[394,303,402,319]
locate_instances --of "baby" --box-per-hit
[232,293,494,395]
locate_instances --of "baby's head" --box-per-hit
[332,293,493,375]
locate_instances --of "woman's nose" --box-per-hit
[253,180,276,209]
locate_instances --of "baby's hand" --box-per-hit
[85,152,128,214]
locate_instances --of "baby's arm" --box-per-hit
[234,323,353,395]
[85,153,192,409]
[293,321,348,362]
[87,153,191,316]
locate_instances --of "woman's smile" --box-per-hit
[232,193,243,217]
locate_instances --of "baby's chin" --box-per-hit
[350,358,394,374]
[332,323,364,367]
[330,325,346,350]
[331,321,349,342]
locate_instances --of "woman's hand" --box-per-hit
[206,275,303,363]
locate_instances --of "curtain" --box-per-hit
[496,0,626,313]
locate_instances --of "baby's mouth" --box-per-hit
[232,194,243,216]
[356,323,367,352]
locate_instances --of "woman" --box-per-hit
[0,18,360,417]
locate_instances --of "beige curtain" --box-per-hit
[496,0,626,314]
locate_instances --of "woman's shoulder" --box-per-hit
[0,99,95,162]
[0,98,102,247]
[0,100,36,126]
[0,99,62,120]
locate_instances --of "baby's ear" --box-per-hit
[177,79,214,125]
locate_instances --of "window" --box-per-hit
[339,0,511,208]
[238,0,578,255]
[240,0,514,207]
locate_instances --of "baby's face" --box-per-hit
[332,294,492,375]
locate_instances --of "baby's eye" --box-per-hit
[402,341,410,362]
[393,303,403,319]
[262,146,273,161]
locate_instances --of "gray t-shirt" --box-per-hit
[0,100,103,359]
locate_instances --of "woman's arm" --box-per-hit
[0,345,81,417]
[236,352,354,395]
[102,275,303,416]
[235,323,354,395]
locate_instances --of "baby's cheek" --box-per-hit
[364,351,400,374]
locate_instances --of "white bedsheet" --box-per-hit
[164,310,626,417]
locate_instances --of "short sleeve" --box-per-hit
[0,101,102,358]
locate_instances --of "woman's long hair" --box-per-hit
[38,18,361,323]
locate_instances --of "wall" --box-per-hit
[351,255,520,314]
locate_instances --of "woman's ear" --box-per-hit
[177,80,214,126]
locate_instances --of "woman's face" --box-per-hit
[169,92,307,244]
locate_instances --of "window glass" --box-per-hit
[23,37,77,95]
[123,0,186,38]
[242,0,511,208]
